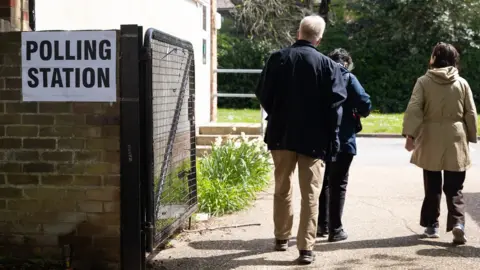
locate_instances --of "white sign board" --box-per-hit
[21,31,117,102]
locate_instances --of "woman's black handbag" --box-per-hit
[353,109,363,133]
[345,73,363,134]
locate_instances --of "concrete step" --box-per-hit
[196,145,211,157]
[199,122,262,136]
[196,134,261,146]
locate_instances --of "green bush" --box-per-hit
[197,134,272,216]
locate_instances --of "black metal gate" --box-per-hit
[120,25,197,270]
[142,28,198,251]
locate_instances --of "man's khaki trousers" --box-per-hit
[271,150,324,251]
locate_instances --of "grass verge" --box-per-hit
[218,108,480,134]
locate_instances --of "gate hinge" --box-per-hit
[144,222,154,252]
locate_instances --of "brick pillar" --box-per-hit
[0,0,29,31]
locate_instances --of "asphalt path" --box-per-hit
[151,138,480,270]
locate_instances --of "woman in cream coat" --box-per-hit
[402,42,477,244]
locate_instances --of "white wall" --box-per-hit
[34,0,211,124]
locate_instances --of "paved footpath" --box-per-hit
[150,138,480,270]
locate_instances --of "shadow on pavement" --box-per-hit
[416,245,480,258]
[149,235,480,269]
[330,255,424,270]
[315,235,423,251]
[148,238,298,270]
[464,192,480,227]
[314,234,480,258]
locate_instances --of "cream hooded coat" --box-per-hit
[402,67,477,172]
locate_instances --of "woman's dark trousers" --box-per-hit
[318,152,354,233]
[421,170,466,232]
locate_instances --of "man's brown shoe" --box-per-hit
[274,239,288,251]
[298,250,315,264]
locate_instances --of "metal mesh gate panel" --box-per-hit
[143,28,197,248]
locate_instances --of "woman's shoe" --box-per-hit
[423,227,440,238]
[316,227,329,237]
[328,230,348,242]
[452,224,467,245]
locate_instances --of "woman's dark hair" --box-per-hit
[328,48,353,70]
[430,42,460,68]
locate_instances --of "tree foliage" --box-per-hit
[343,0,480,111]
[219,0,480,112]
[234,0,329,47]
[349,0,480,50]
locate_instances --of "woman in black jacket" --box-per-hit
[317,48,372,242]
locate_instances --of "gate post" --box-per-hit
[120,24,145,270]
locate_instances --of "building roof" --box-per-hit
[218,0,235,10]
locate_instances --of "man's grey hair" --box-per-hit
[299,15,326,42]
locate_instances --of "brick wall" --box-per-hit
[0,0,29,31]
[0,32,121,269]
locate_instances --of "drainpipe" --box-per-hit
[62,244,73,270]
[20,0,23,31]
[210,0,217,122]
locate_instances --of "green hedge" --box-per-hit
[218,24,480,112]
[217,33,273,109]
[320,24,480,113]
[319,25,430,113]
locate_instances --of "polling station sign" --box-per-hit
[21,31,117,102]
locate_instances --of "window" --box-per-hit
[202,5,207,31]
[202,39,207,65]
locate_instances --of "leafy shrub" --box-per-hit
[197,134,272,216]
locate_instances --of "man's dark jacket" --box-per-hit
[338,66,372,155]
[255,40,347,160]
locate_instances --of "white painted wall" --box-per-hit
[34,0,211,124]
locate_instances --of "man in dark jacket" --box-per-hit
[317,48,372,242]
[255,15,347,264]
